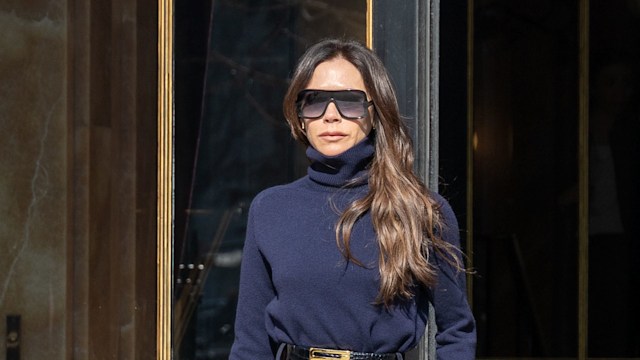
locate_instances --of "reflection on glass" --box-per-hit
[174,1,366,358]
[472,0,578,356]
[588,1,640,357]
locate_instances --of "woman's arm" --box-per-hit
[229,201,277,360]
[432,196,477,360]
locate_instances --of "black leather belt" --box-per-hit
[285,344,400,360]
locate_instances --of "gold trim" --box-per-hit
[157,0,173,358]
[366,0,373,48]
[310,348,351,359]
[465,0,475,305]
[577,0,589,358]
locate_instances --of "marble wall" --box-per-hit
[0,0,158,358]
[0,2,68,359]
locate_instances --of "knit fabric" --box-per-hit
[229,136,476,359]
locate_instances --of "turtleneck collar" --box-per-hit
[306,134,375,188]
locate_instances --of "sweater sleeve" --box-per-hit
[432,197,477,360]
[229,200,277,360]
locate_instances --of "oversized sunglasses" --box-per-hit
[296,89,374,120]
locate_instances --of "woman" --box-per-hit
[229,39,476,360]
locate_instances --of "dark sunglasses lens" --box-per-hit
[300,91,330,118]
[335,100,365,118]
[332,91,365,118]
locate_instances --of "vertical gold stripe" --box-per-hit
[465,0,475,305]
[157,0,173,358]
[578,0,589,358]
[366,0,373,49]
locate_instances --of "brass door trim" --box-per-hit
[367,0,373,48]
[157,0,173,358]
[577,0,589,358]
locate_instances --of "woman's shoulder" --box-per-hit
[249,177,309,210]
[430,191,456,221]
[429,191,461,245]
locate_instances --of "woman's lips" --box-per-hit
[319,131,347,140]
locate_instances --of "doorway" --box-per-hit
[440,0,640,357]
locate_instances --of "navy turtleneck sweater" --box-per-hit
[229,137,476,359]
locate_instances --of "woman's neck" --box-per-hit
[306,135,375,188]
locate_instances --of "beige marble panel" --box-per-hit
[0,5,67,360]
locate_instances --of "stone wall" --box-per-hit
[0,4,68,359]
[0,0,157,358]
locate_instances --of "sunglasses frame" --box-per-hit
[296,89,374,120]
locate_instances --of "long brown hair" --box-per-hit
[283,39,463,306]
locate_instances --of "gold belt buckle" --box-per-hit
[309,347,351,359]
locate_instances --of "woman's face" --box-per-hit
[301,58,374,157]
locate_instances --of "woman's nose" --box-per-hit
[323,101,341,122]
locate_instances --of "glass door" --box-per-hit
[470,1,579,356]
[587,1,640,356]
[443,0,640,357]
[172,1,367,359]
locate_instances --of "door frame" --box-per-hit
[155,0,441,358]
